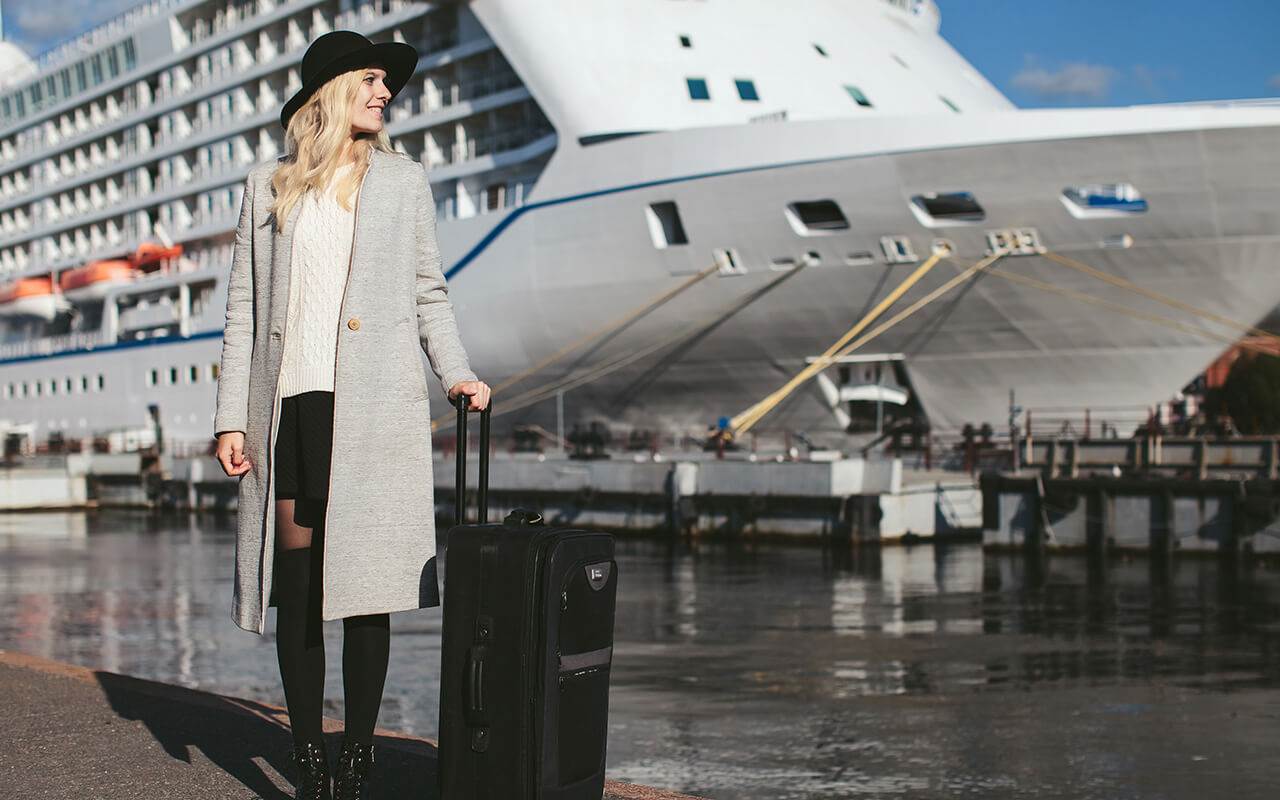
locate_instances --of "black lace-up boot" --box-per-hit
[333,739,374,800]
[291,741,331,800]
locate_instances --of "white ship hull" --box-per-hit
[441,111,1280,436]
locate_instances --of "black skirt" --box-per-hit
[275,391,334,527]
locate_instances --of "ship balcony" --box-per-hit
[448,126,555,166]
[435,180,537,222]
[0,329,107,361]
[0,1,460,174]
[2,0,429,160]
[419,71,525,115]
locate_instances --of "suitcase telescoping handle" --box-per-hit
[454,392,490,526]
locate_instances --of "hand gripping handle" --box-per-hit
[454,393,490,525]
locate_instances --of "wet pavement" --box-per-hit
[0,650,700,800]
[2,510,1279,798]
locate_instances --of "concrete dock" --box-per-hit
[0,650,703,800]
[0,451,982,541]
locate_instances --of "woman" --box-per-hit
[214,31,490,800]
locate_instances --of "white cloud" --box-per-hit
[1011,61,1118,101]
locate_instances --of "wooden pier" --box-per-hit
[984,435,1280,560]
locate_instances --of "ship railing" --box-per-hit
[334,0,400,29]
[421,29,462,57]
[0,330,106,360]
[1020,404,1179,442]
[458,72,525,103]
[188,0,261,48]
[450,126,552,164]
[428,71,523,112]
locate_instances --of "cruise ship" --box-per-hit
[0,0,1278,453]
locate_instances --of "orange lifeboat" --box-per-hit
[0,277,67,320]
[131,242,183,271]
[60,259,138,302]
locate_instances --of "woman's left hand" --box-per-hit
[449,380,492,411]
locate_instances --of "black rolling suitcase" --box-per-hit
[439,396,618,800]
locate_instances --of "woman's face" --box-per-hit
[350,68,392,136]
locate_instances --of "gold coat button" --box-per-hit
[347,318,360,331]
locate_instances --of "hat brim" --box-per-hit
[280,41,418,129]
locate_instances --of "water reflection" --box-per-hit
[2,513,1279,799]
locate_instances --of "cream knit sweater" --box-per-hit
[277,163,362,397]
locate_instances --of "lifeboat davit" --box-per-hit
[60,259,138,303]
[0,277,69,320]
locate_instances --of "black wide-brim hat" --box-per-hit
[280,30,418,129]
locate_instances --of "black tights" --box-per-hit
[274,500,391,749]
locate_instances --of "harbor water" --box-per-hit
[2,511,1279,799]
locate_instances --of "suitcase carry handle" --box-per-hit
[454,393,490,525]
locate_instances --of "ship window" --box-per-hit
[845,86,873,107]
[50,379,57,395]
[107,48,120,78]
[210,364,220,381]
[785,200,851,235]
[147,369,158,387]
[60,71,71,98]
[680,35,692,48]
[735,80,760,102]
[74,63,87,91]
[96,375,104,391]
[123,39,137,71]
[940,96,960,112]
[35,381,42,396]
[687,78,711,101]
[21,382,28,397]
[189,365,199,383]
[646,201,689,249]
[90,55,103,85]
[80,376,88,392]
[909,192,986,227]
[814,44,828,57]
[169,367,179,385]
[1061,183,1148,219]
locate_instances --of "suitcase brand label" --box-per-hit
[585,562,612,591]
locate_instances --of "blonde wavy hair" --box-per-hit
[269,69,394,230]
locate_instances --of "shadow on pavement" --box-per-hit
[94,670,439,798]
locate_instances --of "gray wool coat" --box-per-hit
[215,149,477,634]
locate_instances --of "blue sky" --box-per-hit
[940,0,1280,107]
[2,0,1278,108]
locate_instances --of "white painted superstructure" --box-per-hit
[0,0,1277,451]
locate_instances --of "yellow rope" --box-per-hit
[987,266,1267,350]
[435,260,810,430]
[730,251,971,437]
[1041,250,1280,344]
[432,261,721,431]
[828,252,1005,363]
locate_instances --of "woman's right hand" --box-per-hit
[216,432,253,477]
